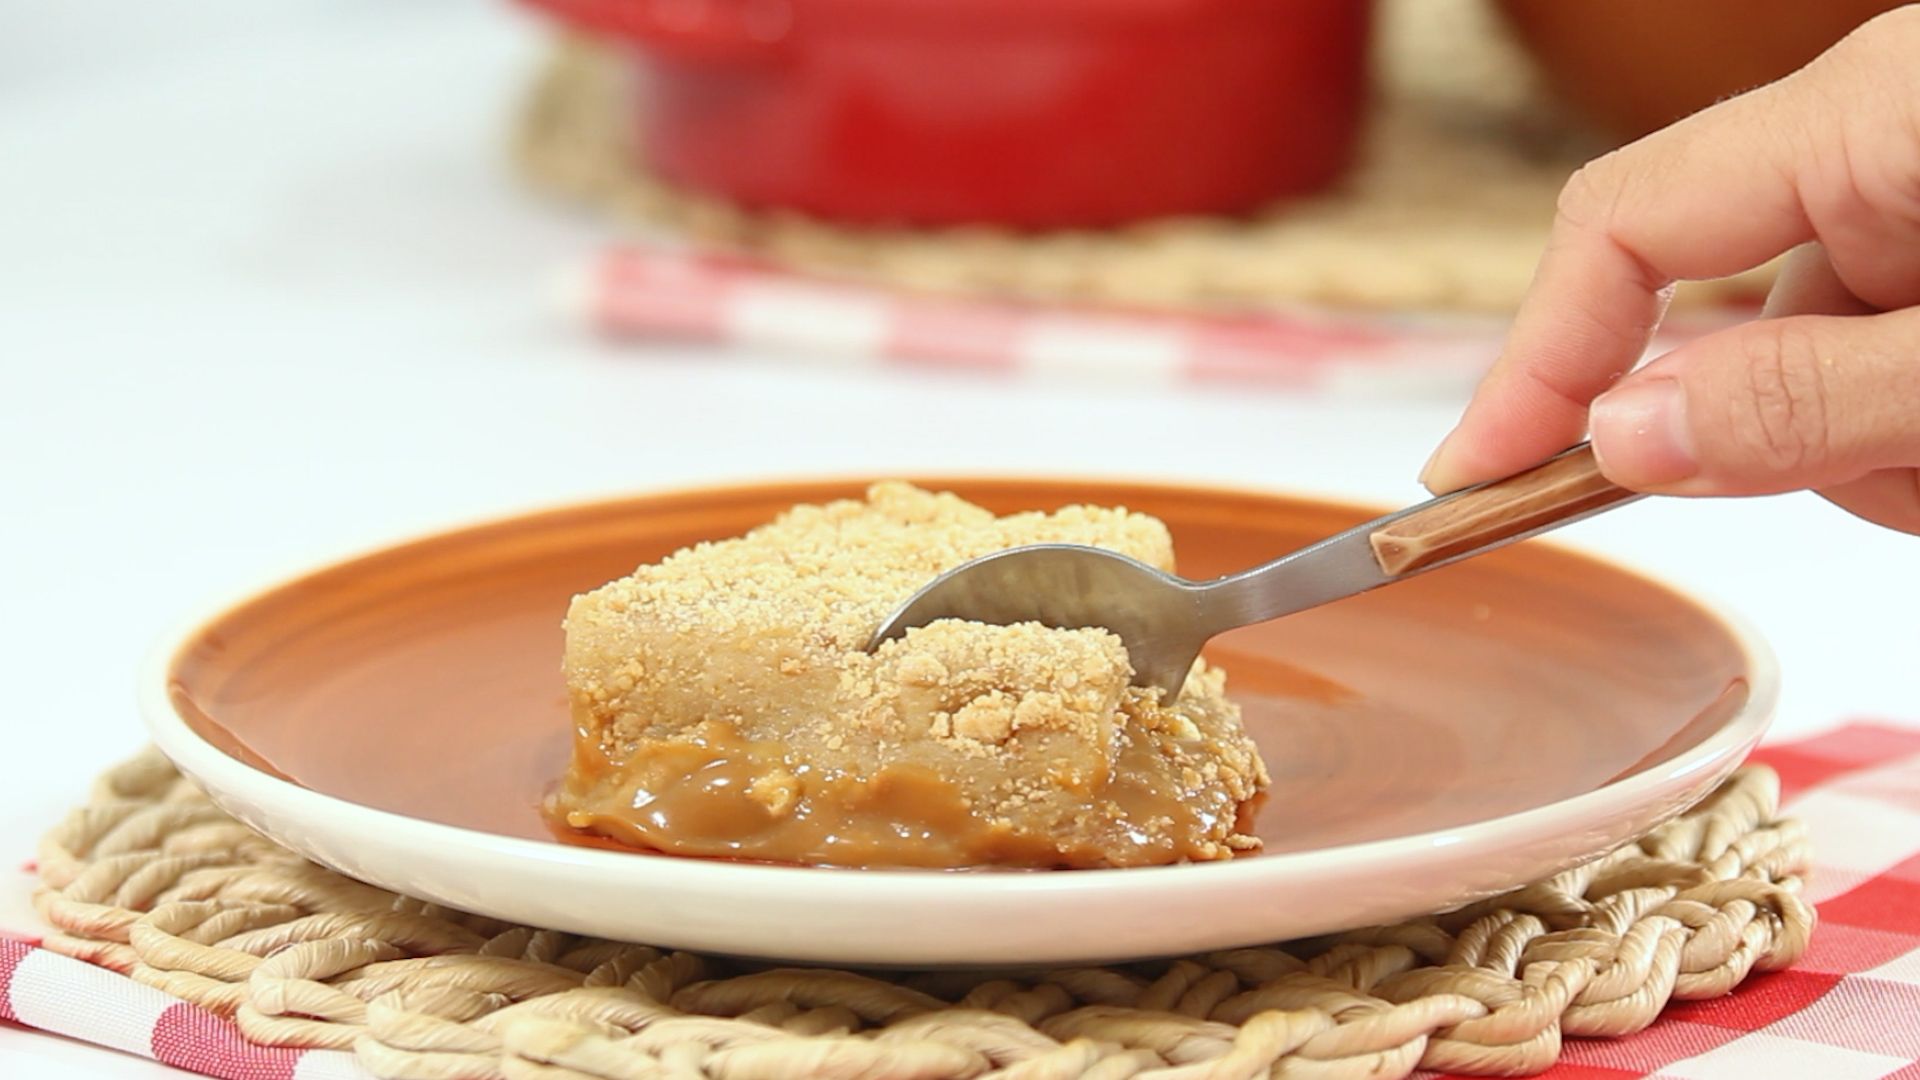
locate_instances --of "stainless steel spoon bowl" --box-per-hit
[869,445,1638,697]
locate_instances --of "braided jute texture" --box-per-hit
[34,749,1812,1079]
[513,0,1774,315]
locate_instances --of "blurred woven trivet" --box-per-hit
[513,0,1773,316]
[22,748,1812,1079]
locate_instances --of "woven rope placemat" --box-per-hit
[33,749,1812,1079]
[512,0,1773,315]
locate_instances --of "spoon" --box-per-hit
[868,444,1639,698]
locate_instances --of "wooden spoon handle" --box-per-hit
[1369,444,1634,576]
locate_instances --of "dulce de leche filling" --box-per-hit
[551,482,1268,870]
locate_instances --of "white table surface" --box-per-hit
[3,2,1916,1076]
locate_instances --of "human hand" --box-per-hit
[1421,6,1920,534]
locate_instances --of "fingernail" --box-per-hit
[1417,431,1453,490]
[1589,377,1698,487]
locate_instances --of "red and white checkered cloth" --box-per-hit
[8,722,1920,1080]
[575,246,1744,396]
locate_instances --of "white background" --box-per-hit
[3,2,1916,1075]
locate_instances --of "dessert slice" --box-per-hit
[554,482,1267,868]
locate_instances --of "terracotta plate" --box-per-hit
[143,479,1774,965]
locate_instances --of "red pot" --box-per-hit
[520,0,1372,229]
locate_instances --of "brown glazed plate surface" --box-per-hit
[145,478,1774,965]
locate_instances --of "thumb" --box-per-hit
[1588,308,1920,496]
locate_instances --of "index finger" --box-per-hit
[1421,67,1822,492]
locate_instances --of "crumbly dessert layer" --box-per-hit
[555,482,1268,869]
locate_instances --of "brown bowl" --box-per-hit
[1494,0,1901,141]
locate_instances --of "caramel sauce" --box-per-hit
[548,713,1232,869]
[554,731,1059,868]
[166,479,1752,870]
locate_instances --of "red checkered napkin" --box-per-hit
[9,722,1920,1080]
[571,246,1749,395]
[573,245,1515,394]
